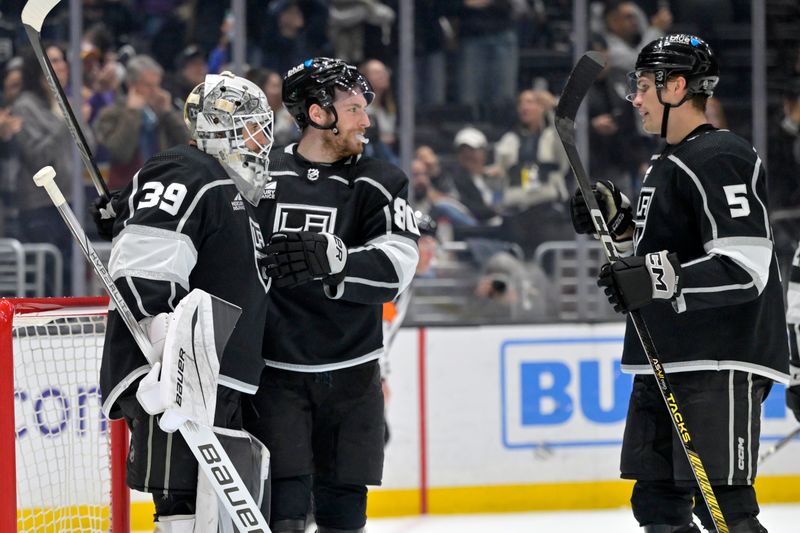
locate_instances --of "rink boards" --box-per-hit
[126,322,800,526]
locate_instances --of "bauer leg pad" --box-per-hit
[153,515,195,533]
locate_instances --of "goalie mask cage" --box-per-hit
[0,297,130,533]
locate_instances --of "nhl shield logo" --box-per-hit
[307,168,320,181]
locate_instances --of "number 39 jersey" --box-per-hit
[100,144,270,418]
[258,144,420,371]
[623,124,789,382]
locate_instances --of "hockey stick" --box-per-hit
[33,165,270,532]
[758,426,800,465]
[21,0,110,199]
[554,52,729,533]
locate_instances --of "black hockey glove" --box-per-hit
[89,190,122,241]
[569,180,633,239]
[787,363,800,423]
[263,231,348,289]
[597,250,681,313]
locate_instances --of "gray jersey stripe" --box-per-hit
[668,154,718,240]
[750,157,770,239]
[355,176,393,201]
[728,369,735,485]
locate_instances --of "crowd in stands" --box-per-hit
[0,0,798,324]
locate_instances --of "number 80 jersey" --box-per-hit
[623,124,789,383]
[257,144,420,371]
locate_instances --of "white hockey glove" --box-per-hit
[570,180,634,242]
[138,312,171,364]
[787,363,800,423]
[263,231,348,288]
[597,250,681,313]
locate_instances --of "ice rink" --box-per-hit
[361,504,800,532]
[132,504,800,532]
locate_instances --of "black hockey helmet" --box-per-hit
[630,34,719,101]
[282,57,374,132]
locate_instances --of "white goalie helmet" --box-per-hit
[184,71,274,206]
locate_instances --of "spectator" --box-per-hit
[11,46,93,294]
[472,249,554,322]
[494,88,573,255]
[328,0,396,64]
[603,0,670,70]
[768,78,800,277]
[246,67,299,146]
[415,0,451,106]
[95,55,189,190]
[449,0,520,106]
[262,0,317,75]
[163,44,208,109]
[2,57,23,105]
[495,89,569,209]
[586,32,650,196]
[451,126,504,224]
[361,59,397,150]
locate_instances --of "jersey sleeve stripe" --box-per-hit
[344,276,400,289]
[704,236,772,293]
[355,176,393,201]
[176,178,234,233]
[354,234,419,293]
[109,226,197,291]
[667,154,718,240]
[749,156,770,239]
[681,280,755,294]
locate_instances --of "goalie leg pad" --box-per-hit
[153,515,195,533]
[195,426,271,532]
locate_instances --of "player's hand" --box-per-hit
[597,250,681,313]
[263,231,348,288]
[787,363,800,423]
[569,180,633,239]
[89,190,121,241]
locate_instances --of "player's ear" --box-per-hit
[308,102,329,124]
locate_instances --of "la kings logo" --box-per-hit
[274,203,337,233]
[634,186,655,249]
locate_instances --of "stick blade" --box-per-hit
[555,51,606,122]
[21,0,61,32]
[32,166,56,187]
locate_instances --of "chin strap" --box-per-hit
[660,104,671,138]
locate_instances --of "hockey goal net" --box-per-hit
[0,297,129,533]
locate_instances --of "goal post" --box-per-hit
[0,297,129,533]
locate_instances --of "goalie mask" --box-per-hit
[282,57,374,133]
[185,72,274,205]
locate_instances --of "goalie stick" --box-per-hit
[758,426,800,465]
[21,0,110,200]
[554,51,729,533]
[32,165,271,533]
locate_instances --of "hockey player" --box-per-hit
[247,57,420,533]
[785,244,800,426]
[96,71,274,531]
[570,35,788,532]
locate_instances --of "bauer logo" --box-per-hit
[273,203,337,233]
[500,335,631,449]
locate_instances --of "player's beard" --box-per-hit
[325,129,365,159]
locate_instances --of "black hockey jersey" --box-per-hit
[100,144,270,418]
[622,124,789,382]
[258,144,420,370]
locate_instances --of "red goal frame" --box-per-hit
[0,297,129,533]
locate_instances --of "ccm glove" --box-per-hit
[787,363,800,423]
[569,180,633,239]
[597,250,681,313]
[263,231,348,288]
[89,190,122,241]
